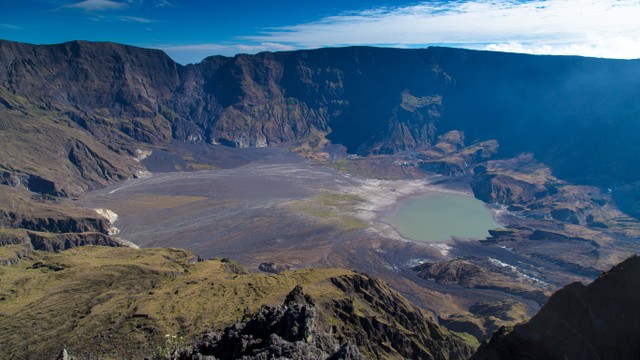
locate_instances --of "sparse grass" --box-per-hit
[0,186,102,222]
[0,228,29,239]
[453,331,481,349]
[0,244,27,259]
[0,246,354,359]
[290,129,330,159]
[285,193,367,231]
[326,156,422,180]
[181,156,218,171]
[185,162,217,171]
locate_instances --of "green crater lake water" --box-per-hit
[387,193,499,243]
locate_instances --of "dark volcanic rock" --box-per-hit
[0,210,110,234]
[27,231,125,252]
[179,285,362,360]
[180,280,473,360]
[420,159,467,177]
[471,173,546,205]
[550,208,580,225]
[472,255,640,360]
[0,171,65,196]
[258,261,291,274]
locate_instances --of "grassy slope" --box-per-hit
[0,246,353,359]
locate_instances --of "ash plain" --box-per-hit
[78,144,640,336]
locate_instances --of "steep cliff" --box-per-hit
[2,40,640,211]
[472,255,640,360]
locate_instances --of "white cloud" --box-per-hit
[244,0,640,59]
[156,42,296,64]
[0,23,21,30]
[61,0,128,12]
[481,36,640,59]
[154,0,175,7]
[120,15,156,23]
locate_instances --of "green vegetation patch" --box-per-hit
[0,246,353,359]
[0,244,27,260]
[453,331,481,349]
[285,193,367,231]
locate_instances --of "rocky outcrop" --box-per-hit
[471,173,547,205]
[258,261,291,274]
[181,279,473,360]
[180,285,362,360]
[329,274,474,359]
[0,170,26,188]
[416,132,499,177]
[0,209,110,234]
[27,231,125,252]
[472,255,640,360]
[413,259,549,306]
[0,170,65,196]
[0,229,33,265]
[0,244,32,266]
[550,208,580,224]
[420,159,467,177]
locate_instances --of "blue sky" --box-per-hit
[1,0,640,64]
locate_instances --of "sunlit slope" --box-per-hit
[0,246,472,359]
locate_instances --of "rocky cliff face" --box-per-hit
[471,255,640,360]
[3,40,640,209]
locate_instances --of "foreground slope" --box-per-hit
[472,255,640,360]
[0,246,473,359]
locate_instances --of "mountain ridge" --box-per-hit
[2,39,640,207]
[472,255,640,359]
[0,246,474,359]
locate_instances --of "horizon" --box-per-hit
[3,38,640,66]
[1,0,640,64]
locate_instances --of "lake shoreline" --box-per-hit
[332,175,475,246]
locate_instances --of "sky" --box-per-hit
[1,0,640,64]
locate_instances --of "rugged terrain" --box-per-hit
[0,246,473,359]
[1,39,640,354]
[2,40,640,205]
[472,255,640,360]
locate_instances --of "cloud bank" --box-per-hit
[242,0,640,59]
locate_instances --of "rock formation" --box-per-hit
[472,255,640,360]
